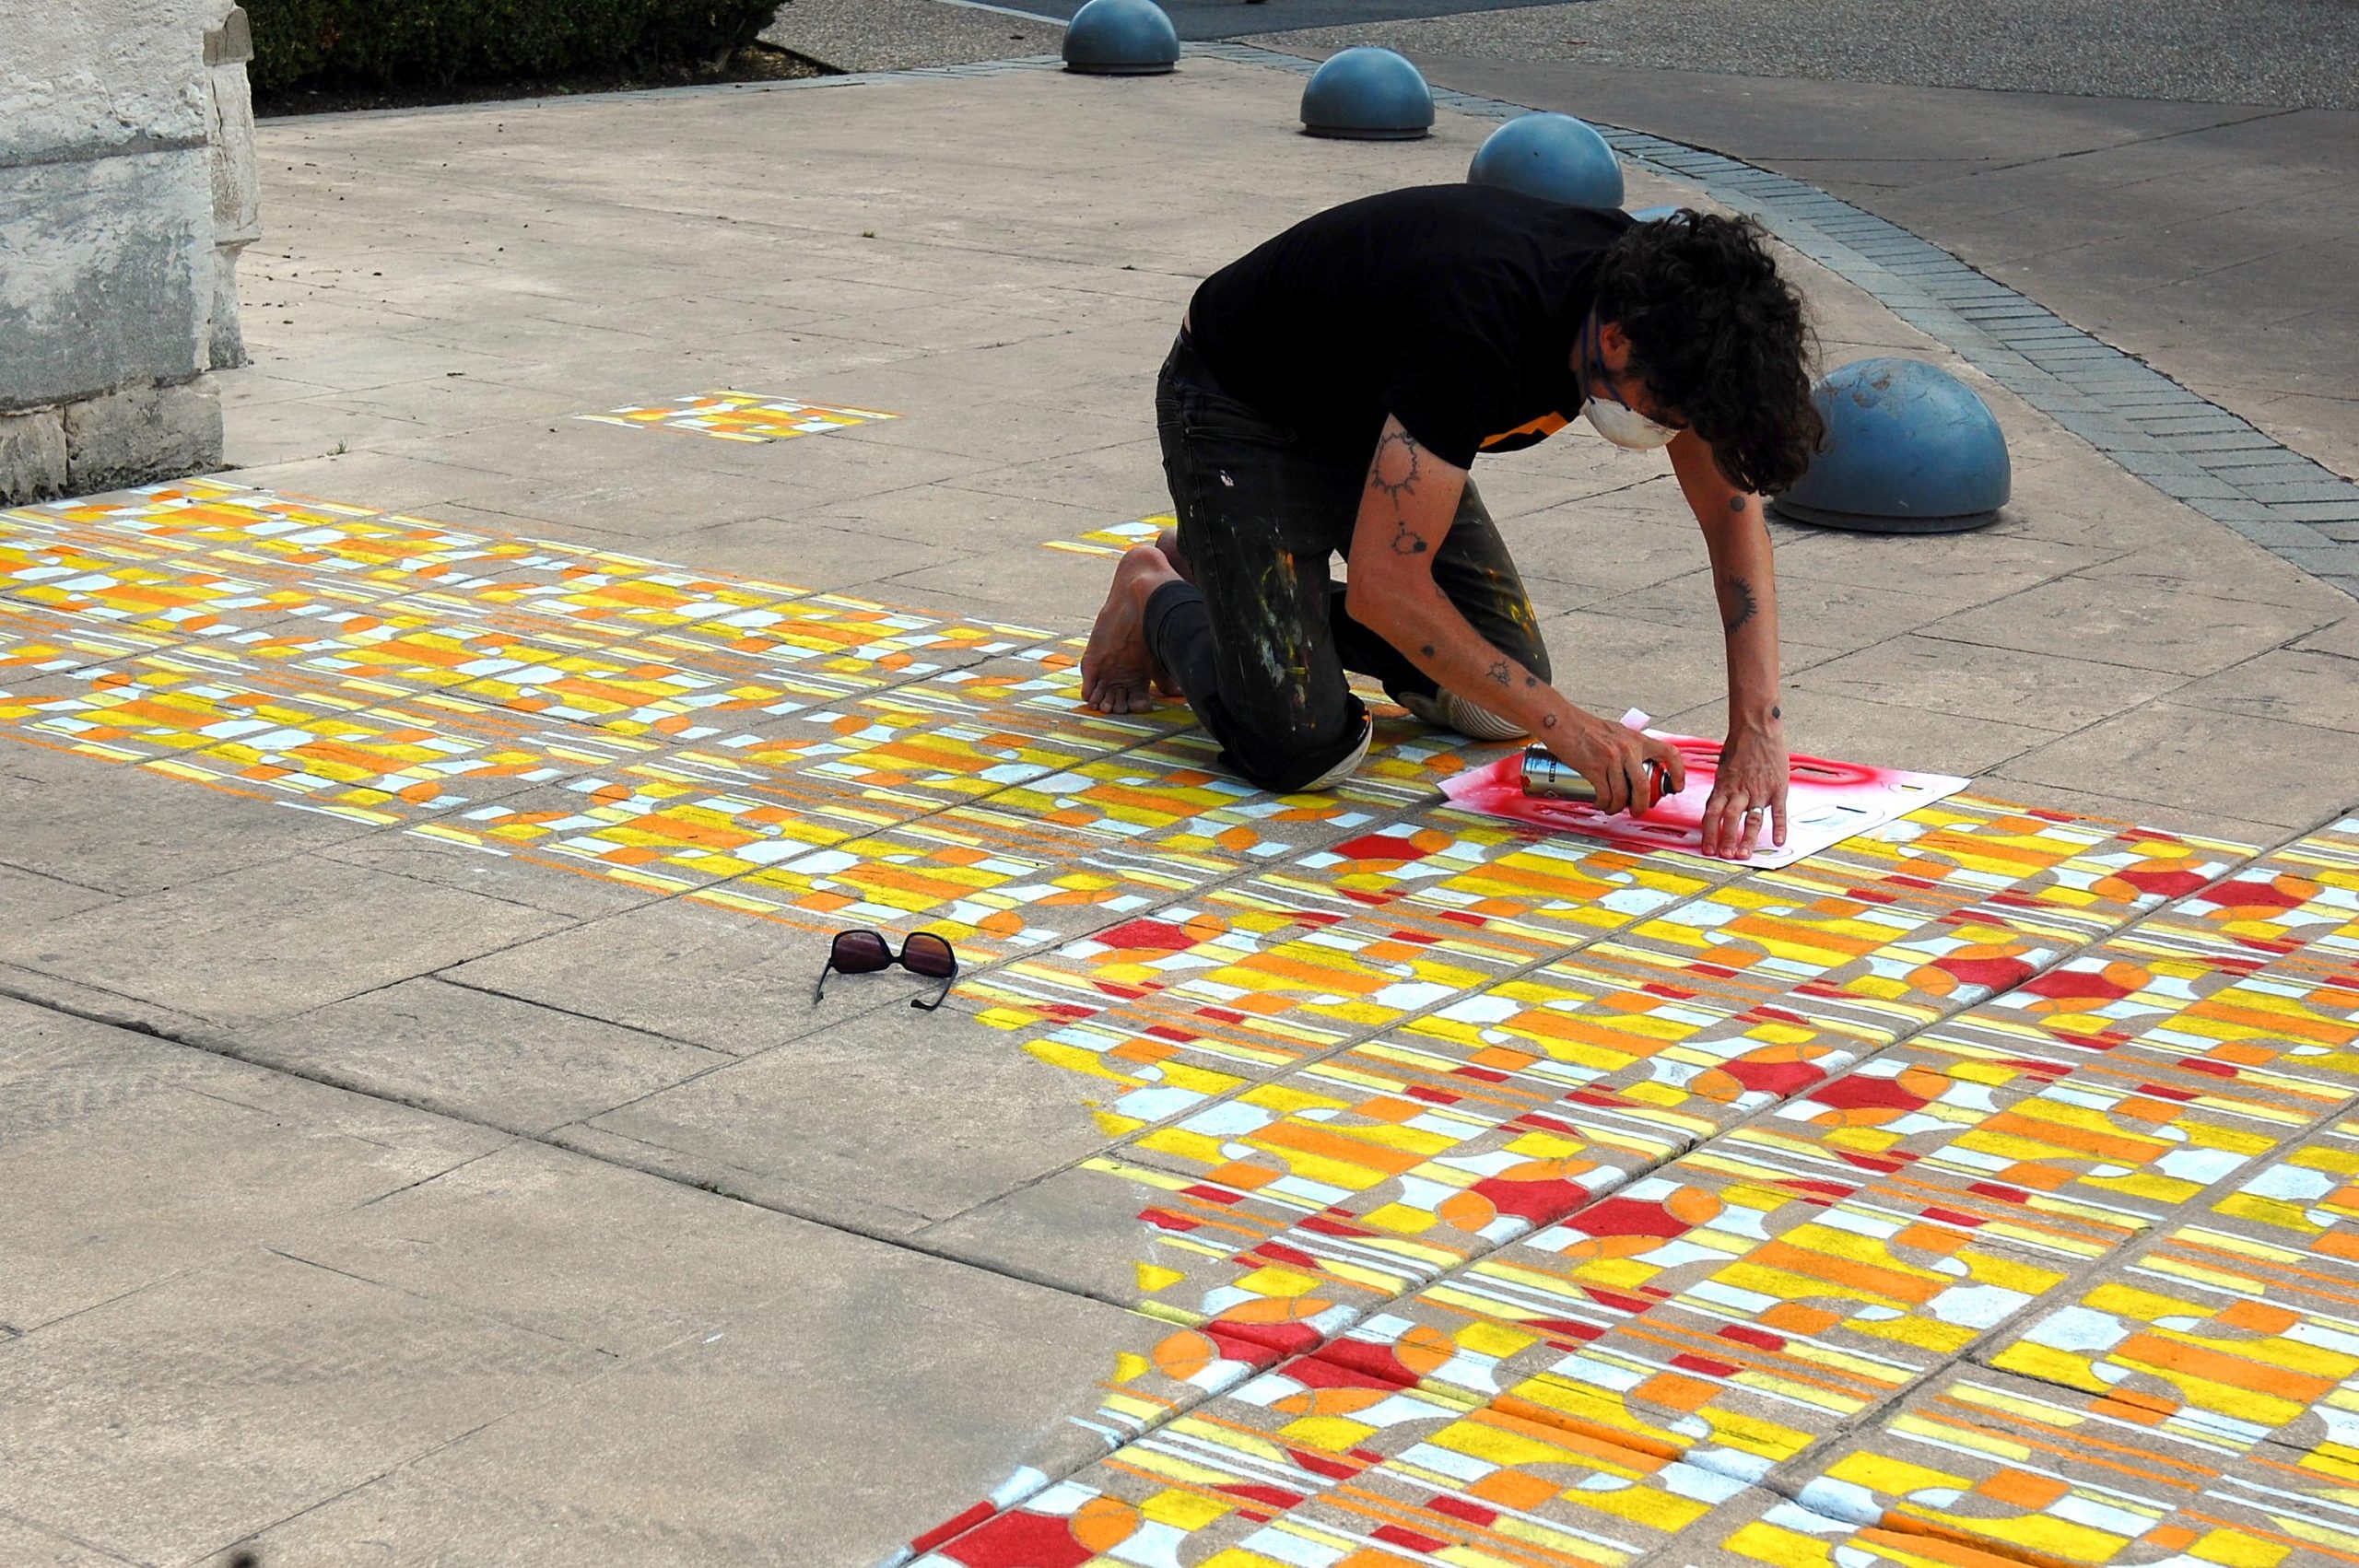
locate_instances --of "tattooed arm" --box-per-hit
[1345,415,1685,814]
[1671,428,1789,857]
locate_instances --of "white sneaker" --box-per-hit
[1297,718,1374,792]
[1395,687,1528,743]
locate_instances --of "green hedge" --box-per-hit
[247,0,783,92]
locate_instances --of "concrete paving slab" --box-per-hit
[1996,701,2359,830]
[2167,649,2359,734]
[438,892,944,1057]
[0,995,213,1150]
[1312,1149,2076,1486]
[1788,635,2185,733]
[1666,687,2053,778]
[916,1362,1766,1568]
[0,1248,615,1565]
[1731,1039,2316,1256]
[0,845,573,1028]
[0,1516,126,1567]
[1662,1487,2026,1568]
[2132,818,2359,970]
[576,995,1123,1234]
[1918,575,2334,678]
[1779,1363,2243,1565]
[0,862,115,929]
[1984,1201,2359,1457]
[0,1049,508,1330]
[240,977,728,1134]
[239,1241,1204,1568]
[0,740,384,896]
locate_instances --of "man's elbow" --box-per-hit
[1343,581,1391,638]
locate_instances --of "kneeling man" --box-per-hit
[1082,185,1823,860]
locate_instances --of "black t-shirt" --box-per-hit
[1188,184,1633,471]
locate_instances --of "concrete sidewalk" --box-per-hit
[2,51,2356,1567]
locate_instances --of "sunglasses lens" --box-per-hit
[903,933,957,977]
[832,930,892,972]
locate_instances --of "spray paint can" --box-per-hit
[1518,743,1670,809]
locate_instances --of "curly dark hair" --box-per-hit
[1593,212,1824,495]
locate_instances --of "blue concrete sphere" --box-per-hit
[1467,113,1625,207]
[1627,204,1686,222]
[1300,48,1434,140]
[1062,0,1179,76]
[1771,357,2012,533]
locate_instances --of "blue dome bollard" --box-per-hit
[1300,48,1434,140]
[1062,0,1180,76]
[1770,358,2011,534]
[1627,204,1686,222]
[1467,112,1625,207]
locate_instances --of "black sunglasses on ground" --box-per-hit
[813,929,958,1011]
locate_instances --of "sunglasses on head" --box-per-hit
[814,929,958,1011]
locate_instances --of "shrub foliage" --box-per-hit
[248,0,783,92]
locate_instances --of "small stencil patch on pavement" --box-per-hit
[577,391,899,443]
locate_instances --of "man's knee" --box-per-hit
[1215,697,1371,793]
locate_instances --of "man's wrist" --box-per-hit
[1729,698,1783,732]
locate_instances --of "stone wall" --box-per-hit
[1,0,256,503]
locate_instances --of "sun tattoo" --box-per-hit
[1369,429,1421,502]
[1719,574,1757,635]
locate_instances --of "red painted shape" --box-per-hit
[1933,953,2036,992]
[1428,1495,1499,1527]
[1808,1072,1930,1114]
[2022,965,2139,1002]
[2205,877,2306,911]
[935,1511,1093,1568]
[1725,1053,1834,1097]
[1332,832,1426,861]
[1566,1196,1695,1241]
[2115,866,2214,899]
[909,1501,995,1556]
[1720,1325,1787,1352]
[1094,919,1201,952]
[1373,1524,1451,1552]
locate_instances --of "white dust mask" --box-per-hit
[1579,316,1680,450]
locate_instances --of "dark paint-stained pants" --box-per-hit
[1144,333,1552,792]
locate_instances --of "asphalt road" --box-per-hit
[970,0,1579,40]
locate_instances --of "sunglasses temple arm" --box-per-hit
[812,963,832,1006]
[910,967,957,1012]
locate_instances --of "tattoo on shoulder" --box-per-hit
[1486,660,1511,686]
[1369,428,1422,504]
[1718,574,1758,635]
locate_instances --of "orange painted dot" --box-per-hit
[1152,1329,1219,1381]
[1069,1497,1139,1552]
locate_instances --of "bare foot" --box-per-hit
[1153,527,1196,584]
[1083,544,1181,714]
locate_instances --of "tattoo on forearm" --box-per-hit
[1523,673,1537,687]
[1486,660,1511,686]
[1420,643,1437,658]
[1770,703,1781,720]
[1542,712,1558,729]
[1718,574,1758,635]
[1729,496,1746,512]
